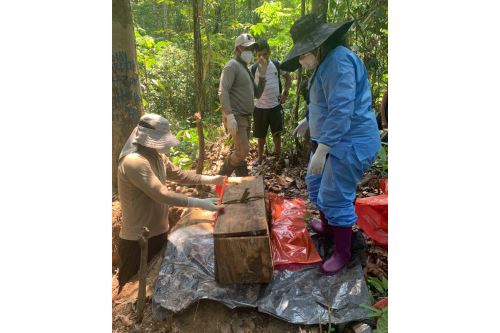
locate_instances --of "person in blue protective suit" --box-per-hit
[281,14,381,275]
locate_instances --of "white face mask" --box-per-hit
[240,50,253,64]
[299,52,318,70]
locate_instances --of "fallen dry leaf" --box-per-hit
[276,175,288,187]
[116,314,133,327]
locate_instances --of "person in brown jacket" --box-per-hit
[117,113,224,288]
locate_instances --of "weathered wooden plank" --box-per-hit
[214,235,273,284]
[214,176,268,238]
[213,176,273,284]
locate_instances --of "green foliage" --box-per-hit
[169,124,224,171]
[168,128,204,170]
[360,304,388,333]
[336,0,388,106]
[134,28,196,127]
[374,308,388,333]
[363,276,388,332]
[367,276,388,298]
[130,0,388,168]
[250,1,300,55]
[374,142,388,178]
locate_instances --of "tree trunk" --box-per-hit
[292,0,306,126]
[327,0,336,21]
[213,1,222,34]
[201,5,212,81]
[292,74,301,126]
[161,1,168,38]
[112,0,143,192]
[192,0,206,174]
[294,0,311,165]
[201,4,213,108]
[175,0,182,29]
[312,0,328,22]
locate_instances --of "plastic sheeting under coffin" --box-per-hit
[152,220,371,325]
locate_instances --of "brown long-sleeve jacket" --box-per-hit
[117,149,201,240]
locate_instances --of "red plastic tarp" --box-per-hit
[268,193,322,269]
[355,178,388,246]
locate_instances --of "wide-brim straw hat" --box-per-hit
[280,14,353,72]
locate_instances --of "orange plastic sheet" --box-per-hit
[355,178,388,246]
[268,193,322,269]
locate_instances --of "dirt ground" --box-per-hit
[112,142,387,333]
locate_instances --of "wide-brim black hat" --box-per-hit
[281,15,354,72]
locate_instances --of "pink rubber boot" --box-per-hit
[310,211,334,236]
[320,226,352,275]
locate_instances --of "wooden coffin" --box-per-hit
[214,176,273,284]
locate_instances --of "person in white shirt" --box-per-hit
[250,39,292,165]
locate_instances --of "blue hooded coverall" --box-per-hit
[305,46,381,228]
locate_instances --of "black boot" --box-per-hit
[234,164,249,177]
[218,159,235,176]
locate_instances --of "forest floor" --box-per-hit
[111,137,388,333]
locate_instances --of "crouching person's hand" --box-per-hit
[187,197,225,212]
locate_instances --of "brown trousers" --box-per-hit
[117,232,167,287]
[224,114,251,168]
